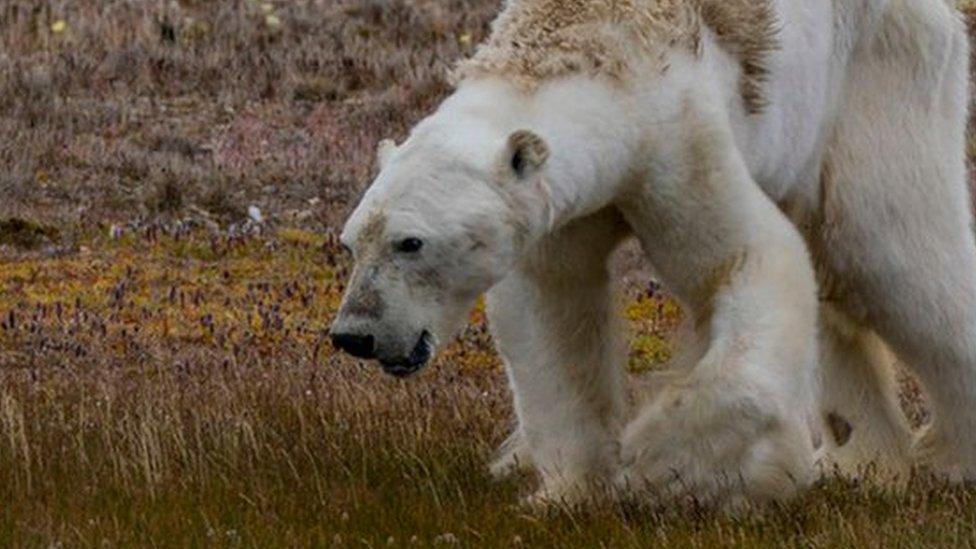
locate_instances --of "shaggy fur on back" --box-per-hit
[455,0,778,113]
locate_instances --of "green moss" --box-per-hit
[628,334,672,374]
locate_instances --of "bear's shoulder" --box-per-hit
[454,0,777,113]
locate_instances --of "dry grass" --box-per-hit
[2,0,976,546]
[1,227,973,547]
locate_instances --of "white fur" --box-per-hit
[336,0,975,506]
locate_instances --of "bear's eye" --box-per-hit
[394,238,424,254]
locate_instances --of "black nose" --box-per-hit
[331,332,376,360]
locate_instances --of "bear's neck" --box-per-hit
[444,76,645,235]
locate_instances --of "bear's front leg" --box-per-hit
[616,353,818,507]
[488,428,535,480]
[615,96,820,507]
[487,208,630,504]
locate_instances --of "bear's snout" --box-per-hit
[330,324,434,378]
[379,331,433,379]
[331,332,377,360]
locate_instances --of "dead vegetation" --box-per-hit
[0,0,494,233]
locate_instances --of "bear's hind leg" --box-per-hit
[815,3,976,480]
[817,305,913,482]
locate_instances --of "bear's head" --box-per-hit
[330,123,552,377]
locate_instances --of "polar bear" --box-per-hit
[330,0,976,506]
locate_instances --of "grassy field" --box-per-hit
[2,1,976,546]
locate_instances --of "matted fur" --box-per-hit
[455,0,778,113]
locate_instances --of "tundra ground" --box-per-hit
[2,1,976,546]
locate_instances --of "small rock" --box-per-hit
[248,206,263,223]
[434,533,459,545]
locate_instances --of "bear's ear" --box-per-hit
[376,138,399,170]
[501,130,549,181]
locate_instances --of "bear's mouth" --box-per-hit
[379,331,433,379]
